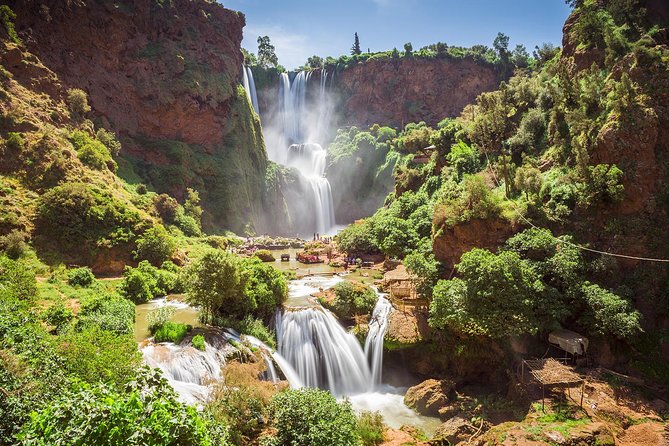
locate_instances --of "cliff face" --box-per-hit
[336,58,501,128]
[11,0,267,232]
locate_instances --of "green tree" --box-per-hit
[257,35,278,68]
[447,141,480,180]
[328,281,377,319]
[96,128,122,157]
[403,42,413,57]
[265,388,358,446]
[493,32,510,64]
[351,32,361,55]
[429,249,544,338]
[243,257,287,321]
[580,282,641,339]
[336,220,380,256]
[373,215,418,259]
[511,44,530,68]
[307,55,324,68]
[0,5,20,44]
[66,88,91,120]
[134,225,176,266]
[186,250,250,323]
[514,165,543,200]
[184,187,203,223]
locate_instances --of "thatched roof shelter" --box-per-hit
[383,265,413,283]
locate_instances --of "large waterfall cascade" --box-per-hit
[241,66,337,236]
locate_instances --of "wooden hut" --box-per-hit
[383,265,418,300]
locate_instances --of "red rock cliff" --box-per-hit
[335,58,501,128]
[11,0,268,232]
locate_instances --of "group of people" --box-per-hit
[312,233,332,244]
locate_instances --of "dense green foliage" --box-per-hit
[356,411,386,446]
[120,260,183,303]
[19,369,229,446]
[134,225,176,266]
[67,266,95,287]
[324,280,378,319]
[186,250,287,324]
[264,388,359,446]
[429,229,642,339]
[154,321,190,343]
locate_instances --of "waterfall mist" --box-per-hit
[247,67,341,237]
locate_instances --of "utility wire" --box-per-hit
[480,151,669,263]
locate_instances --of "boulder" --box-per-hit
[404,379,457,419]
[433,415,474,445]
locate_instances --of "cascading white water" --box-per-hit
[274,291,392,396]
[242,65,259,114]
[141,332,233,405]
[364,295,393,386]
[269,70,336,235]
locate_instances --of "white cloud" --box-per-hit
[243,24,316,70]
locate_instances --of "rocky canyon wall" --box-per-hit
[11,0,267,232]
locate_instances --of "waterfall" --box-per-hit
[269,70,336,235]
[242,65,259,114]
[141,332,233,405]
[274,293,392,396]
[364,296,393,386]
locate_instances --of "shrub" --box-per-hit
[95,128,122,157]
[336,220,380,256]
[134,225,176,266]
[447,141,480,180]
[254,249,275,262]
[192,334,206,351]
[0,229,28,259]
[5,131,24,152]
[154,194,179,224]
[580,282,641,339]
[66,88,91,119]
[67,266,95,287]
[0,256,37,301]
[154,321,190,343]
[41,303,74,332]
[18,369,230,445]
[186,250,250,323]
[77,295,135,335]
[328,281,377,319]
[265,388,359,446]
[175,210,202,237]
[357,411,386,446]
[57,326,141,387]
[244,257,287,321]
[0,5,20,44]
[121,264,157,304]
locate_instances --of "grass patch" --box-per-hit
[153,321,190,343]
[192,334,205,351]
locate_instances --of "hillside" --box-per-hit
[10,0,267,233]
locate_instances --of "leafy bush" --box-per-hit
[0,256,37,301]
[36,182,141,252]
[244,257,287,321]
[327,281,378,319]
[372,214,418,258]
[121,264,157,303]
[95,128,122,157]
[429,249,545,338]
[154,194,180,224]
[57,326,141,387]
[67,266,95,287]
[154,321,190,344]
[41,302,75,332]
[254,249,275,262]
[19,369,230,445]
[580,282,641,339]
[192,334,205,351]
[77,295,135,335]
[0,5,20,44]
[336,220,380,256]
[70,130,116,171]
[213,315,276,349]
[433,175,502,228]
[264,388,359,446]
[134,225,176,266]
[357,411,386,446]
[0,229,28,259]
[175,210,202,236]
[66,88,91,119]
[447,141,480,180]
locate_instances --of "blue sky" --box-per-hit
[220,0,573,70]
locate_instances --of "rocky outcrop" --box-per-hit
[432,218,517,268]
[404,378,458,419]
[335,58,500,128]
[11,0,268,232]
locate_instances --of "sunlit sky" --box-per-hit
[220,0,573,70]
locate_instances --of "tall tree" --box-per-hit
[493,32,510,64]
[257,35,278,68]
[351,32,361,55]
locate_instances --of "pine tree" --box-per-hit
[351,32,361,55]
